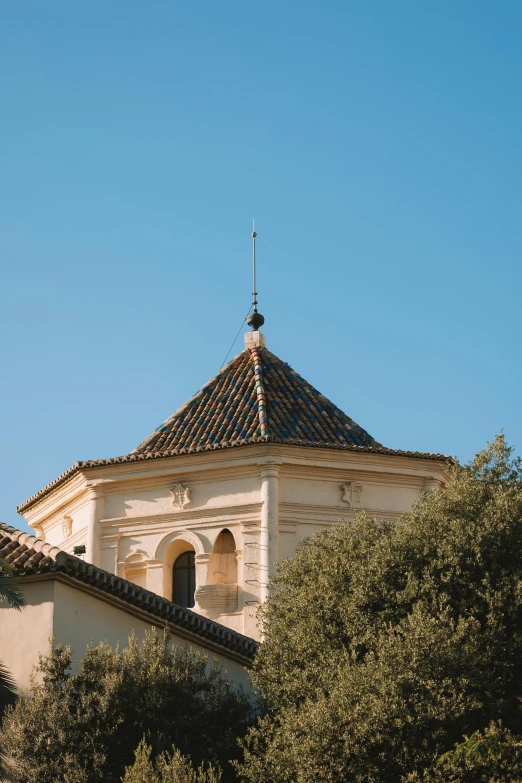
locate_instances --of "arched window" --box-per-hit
[172,551,195,608]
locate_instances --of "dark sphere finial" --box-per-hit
[247,310,265,331]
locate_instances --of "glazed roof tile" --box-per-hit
[18,342,450,512]
[0,523,258,662]
[132,347,379,455]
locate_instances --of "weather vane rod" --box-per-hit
[246,219,265,331]
[252,219,258,311]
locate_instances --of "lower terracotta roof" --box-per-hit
[0,523,258,662]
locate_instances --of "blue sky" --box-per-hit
[1,1,521,532]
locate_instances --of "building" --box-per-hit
[0,522,256,692]
[16,328,450,642]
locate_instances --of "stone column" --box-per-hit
[260,465,280,603]
[85,487,105,568]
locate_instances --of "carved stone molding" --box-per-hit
[170,484,192,510]
[341,481,363,508]
[62,515,73,539]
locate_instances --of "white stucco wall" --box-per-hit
[38,499,91,550]
[105,474,260,520]
[52,580,251,689]
[0,581,55,692]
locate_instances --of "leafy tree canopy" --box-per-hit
[238,435,522,783]
[1,630,253,783]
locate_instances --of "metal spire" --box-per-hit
[246,220,265,331]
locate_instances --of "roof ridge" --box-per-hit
[249,346,269,438]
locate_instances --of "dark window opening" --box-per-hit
[173,551,196,608]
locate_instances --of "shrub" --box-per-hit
[1,630,253,783]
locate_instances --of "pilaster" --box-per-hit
[100,534,121,574]
[85,487,105,567]
[259,463,280,602]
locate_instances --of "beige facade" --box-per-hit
[21,442,450,641]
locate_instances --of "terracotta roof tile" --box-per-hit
[0,523,258,662]
[132,347,380,455]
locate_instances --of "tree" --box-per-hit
[237,435,522,782]
[1,630,254,783]
[122,738,222,783]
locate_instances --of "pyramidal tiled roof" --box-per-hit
[18,341,450,512]
[133,346,379,456]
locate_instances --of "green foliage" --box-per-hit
[1,630,253,783]
[237,435,522,782]
[406,722,522,782]
[122,738,222,783]
[0,560,25,612]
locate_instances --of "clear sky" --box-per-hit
[1,1,521,533]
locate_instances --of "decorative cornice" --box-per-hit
[279,502,406,522]
[99,503,262,533]
[18,440,451,514]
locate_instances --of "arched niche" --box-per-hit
[195,528,238,613]
[208,529,238,585]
